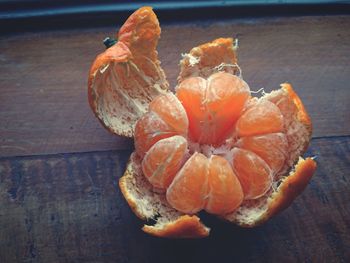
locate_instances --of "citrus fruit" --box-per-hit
[88,7,317,238]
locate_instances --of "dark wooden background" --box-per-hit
[0,8,349,263]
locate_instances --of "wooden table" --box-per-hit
[1,13,349,263]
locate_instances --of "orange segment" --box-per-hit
[231,148,272,200]
[149,93,189,135]
[134,92,189,156]
[166,153,209,214]
[176,76,207,143]
[236,133,288,174]
[142,136,188,191]
[134,112,177,156]
[205,155,243,215]
[206,72,250,143]
[236,100,284,137]
[176,72,250,145]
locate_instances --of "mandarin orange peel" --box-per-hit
[88,7,316,238]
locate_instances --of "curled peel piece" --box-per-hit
[142,215,210,238]
[178,38,240,83]
[265,84,313,167]
[88,7,169,137]
[280,83,312,134]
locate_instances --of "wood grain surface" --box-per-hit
[1,15,349,157]
[0,137,349,262]
[0,12,349,263]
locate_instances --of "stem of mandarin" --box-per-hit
[103,37,117,49]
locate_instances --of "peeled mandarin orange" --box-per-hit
[89,7,316,238]
[134,71,302,212]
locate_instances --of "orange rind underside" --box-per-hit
[89,7,317,238]
[88,6,169,137]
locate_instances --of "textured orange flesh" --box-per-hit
[176,72,250,145]
[205,155,243,214]
[166,153,209,214]
[236,133,288,174]
[134,93,188,157]
[149,93,189,134]
[166,153,244,215]
[236,100,284,137]
[134,112,178,157]
[231,148,273,200]
[142,136,188,190]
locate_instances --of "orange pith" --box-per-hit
[135,71,293,215]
